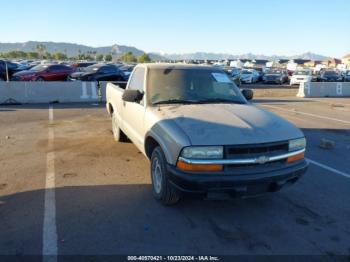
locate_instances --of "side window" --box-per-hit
[99,66,114,74]
[128,68,145,92]
[50,65,63,72]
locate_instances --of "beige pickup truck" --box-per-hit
[106,64,308,205]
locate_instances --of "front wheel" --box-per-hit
[151,146,180,205]
[112,113,127,142]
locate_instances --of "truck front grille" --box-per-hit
[225,141,289,159]
[224,141,289,172]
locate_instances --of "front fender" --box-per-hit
[145,119,192,165]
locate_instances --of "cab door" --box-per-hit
[121,67,146,151]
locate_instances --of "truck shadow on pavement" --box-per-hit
[1,180,349,256]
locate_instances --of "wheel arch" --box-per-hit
[144,134,173,165]
[107,103,114,116]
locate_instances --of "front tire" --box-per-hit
[112,113,127,142]
[151,146,180,205]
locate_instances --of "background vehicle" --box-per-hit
[240,69,259,84]
[118,64,135,80]
[68,64,126,82]
[230,68,241,86]
[11,64,73,81]
[344,71,350,82]
[319,70,343,82]
[0,60,21,81]
[312,71,321,82]
[290,69,312,86]
[254,68,264,81]
[70,62,96,72]
[106,64,308,205]
[263,69,289,84]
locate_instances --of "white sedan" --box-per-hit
[290,69,312,86]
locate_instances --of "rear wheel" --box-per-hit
[112,113,127,142]
[151,146,180,205]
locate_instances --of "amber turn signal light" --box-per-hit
[176,160,223,172]
[287,152,305,163]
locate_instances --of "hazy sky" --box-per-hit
[1,0,349,57]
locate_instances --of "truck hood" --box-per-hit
[156,103,303,145]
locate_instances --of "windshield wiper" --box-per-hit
[197,98,245,104]
[152,99,201,105]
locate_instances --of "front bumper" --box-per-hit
[263,79,281,84]
[166,160,308,197]
[241,78,253,83]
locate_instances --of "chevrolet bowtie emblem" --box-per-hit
[257,156,269,164]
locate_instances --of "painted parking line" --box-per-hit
[262,104,350,125]
[307,158,350,179]
[42,105,58,261]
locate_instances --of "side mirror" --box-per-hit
[241,89,254,100]
[122,89,144,103]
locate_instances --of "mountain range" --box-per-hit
[0,41,332,61]
[0,41,164,60]
[159,51,331,61]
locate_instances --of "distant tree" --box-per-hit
[120,52,137,63]
[85,55,94,61]
[96,54,104,61]
[36,44,46,59]
[27,52,39,59]
[53,52,67,61]
[105,54,113,62]
[44,52,53,60]
[138,53,151,63]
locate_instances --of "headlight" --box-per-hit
[181,146,223,159]
[289,138,306,151]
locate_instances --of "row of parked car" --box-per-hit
[0,59,135,82]
[225,67,350,86]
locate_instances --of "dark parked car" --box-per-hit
[118,64,135,80]
[344,71,350,82]
[70,62,96,72]
[68,64,127,82]
[0,60,21,81]
[312,71,321,82]
[11,64,73,81]
[263,69,289,84]
[319,70,343,82]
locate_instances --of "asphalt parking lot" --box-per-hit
[0,95,350,259]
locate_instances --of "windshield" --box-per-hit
[294,70,311,76]
[323,71,338,76]
[241,70,252,75]
[148,68,246,105]
[30,64,49,71]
